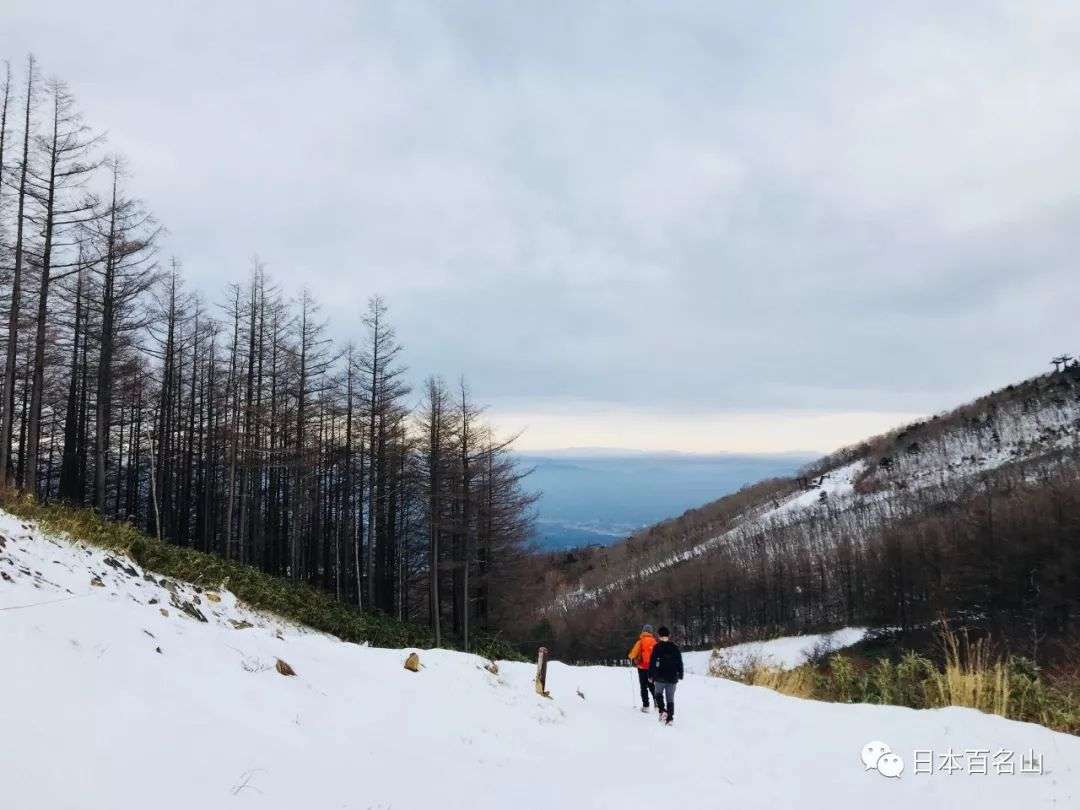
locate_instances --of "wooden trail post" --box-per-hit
[534,646,551,697]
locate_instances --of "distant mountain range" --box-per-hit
[517,451,816,550]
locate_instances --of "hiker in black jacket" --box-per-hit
[647,626,684,725]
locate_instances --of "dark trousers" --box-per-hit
[637,667,654,707]
[654,681,676,719]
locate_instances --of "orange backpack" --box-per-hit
[631,633,656,669]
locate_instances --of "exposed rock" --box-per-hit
[275,658,296,676]
[404,652,421,672]
[484,661,499,675]
[229,619,254,630]
[205,592,221,603]
[148,597,159,605]
[103,556,138,577]
[171,595,208,623]
[159,608,169,617]
[90,576,105,587]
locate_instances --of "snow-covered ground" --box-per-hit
[3,510,1078,809]
[683,627,869,675]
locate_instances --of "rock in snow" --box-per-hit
[1,509,1077,809]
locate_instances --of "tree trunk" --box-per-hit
[0,57,35,488]
[95,171,120,512]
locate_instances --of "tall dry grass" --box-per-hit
[707,654,817,699]
[707,627,1080,735]
[928,628,1010,716]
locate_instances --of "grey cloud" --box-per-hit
[5,1,1080,438]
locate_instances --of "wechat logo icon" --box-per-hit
[861,741,904,778]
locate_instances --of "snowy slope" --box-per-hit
[2,511,1078,809]
[554,460,866,607]
[556,372,1080,610]
[683,627,868,675]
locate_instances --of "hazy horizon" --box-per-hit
[517,447,821,457]
[518,449,816,550]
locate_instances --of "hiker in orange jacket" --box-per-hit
[627,624,657,712]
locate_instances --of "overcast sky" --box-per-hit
[5,2,1080,453]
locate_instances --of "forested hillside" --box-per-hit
[0,54,537,652]
[537,365,1080,662]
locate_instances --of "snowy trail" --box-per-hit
[2,510,1077,809]
[683,626,869,675]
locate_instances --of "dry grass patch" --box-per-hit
[708,627,1080,735]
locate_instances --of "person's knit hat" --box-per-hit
[642,623,654,633]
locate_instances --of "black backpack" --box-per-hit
[651,641,682,681]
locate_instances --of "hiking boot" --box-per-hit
[640,706,650,713]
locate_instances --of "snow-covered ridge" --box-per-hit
[2,510,1078,808]
[554,373,1080,610]
[553,460,867,608]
